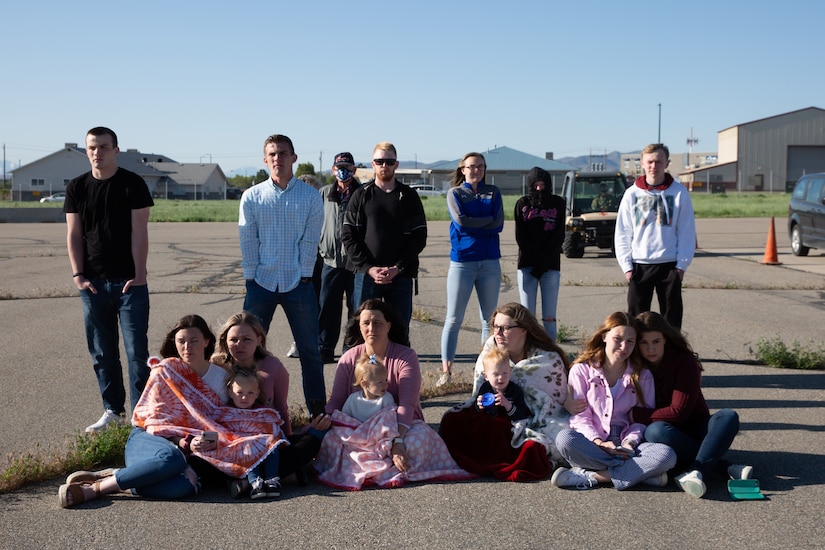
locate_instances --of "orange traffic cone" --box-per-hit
[760,216,782,265]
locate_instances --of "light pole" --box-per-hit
[657,103,662,143]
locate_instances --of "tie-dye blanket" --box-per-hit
[132,357,286,479]
[314,407,476,490]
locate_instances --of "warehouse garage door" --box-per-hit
[788,146,825,189]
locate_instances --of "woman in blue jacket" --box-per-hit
[437,152,504,387]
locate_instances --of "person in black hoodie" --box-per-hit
[514,167,566,340]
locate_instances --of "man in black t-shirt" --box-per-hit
[341,142,427,339]
[64,127,154,433]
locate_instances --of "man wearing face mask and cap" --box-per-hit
[317,152,361,363]
[514,167,566,340]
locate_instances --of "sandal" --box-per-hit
[58,481,101,508]
[66,467,115,485]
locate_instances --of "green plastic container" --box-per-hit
[728,479,766,500]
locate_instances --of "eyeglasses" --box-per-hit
[493,324,520,333]
[373,158,397,166]
[462,164,485,171]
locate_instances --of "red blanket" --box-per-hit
[132,357,286,478]
[439,406,551,482]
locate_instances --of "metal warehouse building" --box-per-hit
[681,106,825,193]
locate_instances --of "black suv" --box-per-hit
[788,172,825,256]
[561,171,628,258]
[225,186,244,199]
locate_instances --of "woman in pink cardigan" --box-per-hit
[552,311,676,490]
[316,299,474,489]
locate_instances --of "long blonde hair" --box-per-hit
[574,311,646,405]
[211,312,272,368]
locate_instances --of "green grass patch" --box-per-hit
[747,336,825,370]
[4,191,790,222]
[556,323,579,343]
[689,192,787,218]
[0,423,131,494]
[411,306,432,323]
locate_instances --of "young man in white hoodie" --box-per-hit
[614,143,696,329]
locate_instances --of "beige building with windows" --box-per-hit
[11,144,229,201]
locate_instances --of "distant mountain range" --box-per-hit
[400,151,635,172]
[227,150,640,178]
[392,151,637,172]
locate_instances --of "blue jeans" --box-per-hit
[441,259,501,364]
[247,447,281,483]
[243,279,326,407]
[644,409,740,475]
[352,273,414,338]
[517,269,560,341]
[117,428,196,499]
[318,264,354,356]
[80,280,150,414]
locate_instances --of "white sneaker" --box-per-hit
[551,467,598,490]
[435,372,451,387]
[286,342,299,358]
[85,409,125,433]
[728,464,753,480]
[675,469,706,498]
[641,472,669,487]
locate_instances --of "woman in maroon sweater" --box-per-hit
[633,312,752,498]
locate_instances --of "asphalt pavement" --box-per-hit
[0,217,824,549]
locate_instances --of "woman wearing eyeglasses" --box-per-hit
[437,152,504,387]
[446,303,572,469]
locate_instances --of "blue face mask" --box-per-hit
[336,168,353,182]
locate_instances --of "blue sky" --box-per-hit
[2,1,821,176]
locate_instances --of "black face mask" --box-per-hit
[528,186,550,207]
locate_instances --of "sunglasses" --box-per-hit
[373,158,397,166]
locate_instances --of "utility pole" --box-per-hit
[657,103,662,143]
[686,127,699,168]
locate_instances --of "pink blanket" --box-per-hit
[132,357,286,479]
[314,408,475,490]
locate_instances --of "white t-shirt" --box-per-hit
[342,392,395,423]
[201,363,228,403]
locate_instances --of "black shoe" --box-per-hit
[320,351,336,364]
[229,478,249,499]
[249,477,267,500]
[263,477,281,497]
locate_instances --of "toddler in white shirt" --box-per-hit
[342,353,395,422]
